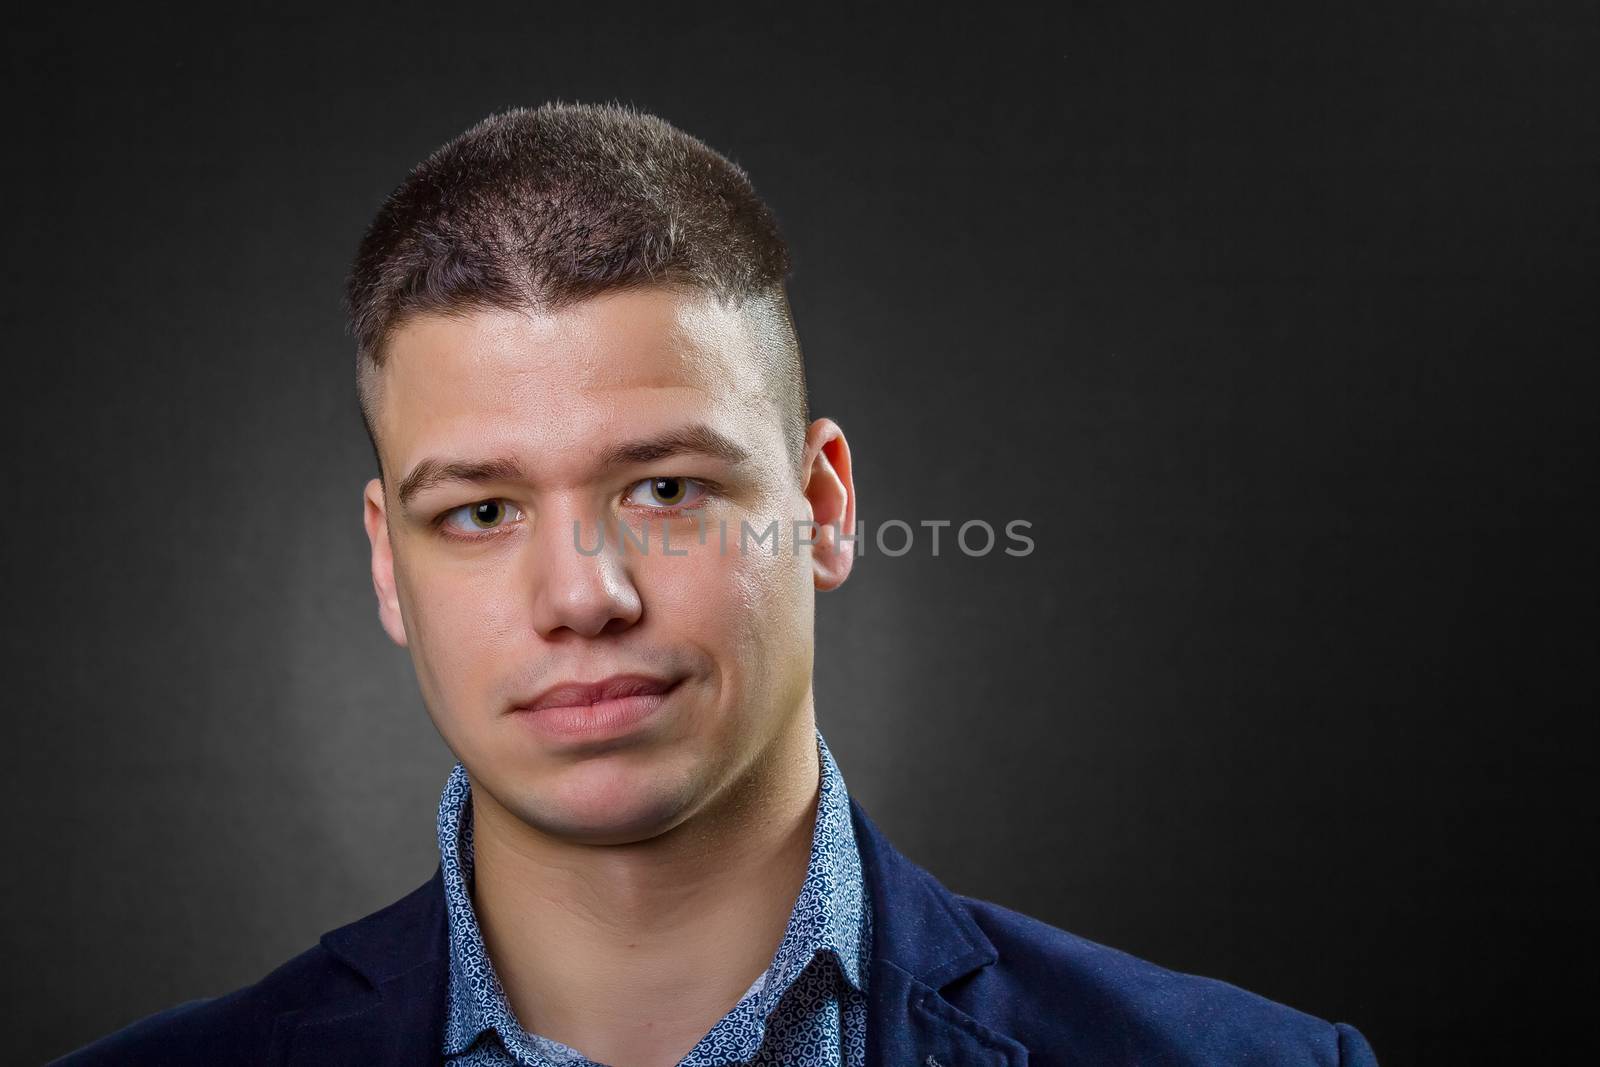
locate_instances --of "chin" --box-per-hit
[516,756,701,845]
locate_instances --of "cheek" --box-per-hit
[722,536,813,659]
[636,528,807,649]
[633,543,742,658]
[400,559,525,712]
[720,542,815,718]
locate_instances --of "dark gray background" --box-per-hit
[5,4,1596,1064]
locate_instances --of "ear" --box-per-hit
[362,477,409,647]
[800,418,856,591]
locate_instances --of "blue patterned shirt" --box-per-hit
[437,729,872,1066]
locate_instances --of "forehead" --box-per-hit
[373,288,779,485]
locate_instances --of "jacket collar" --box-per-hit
[850,797,1031,1067]
[290,799,1028,1067]
[272,870,450,1066]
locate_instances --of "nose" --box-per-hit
[526,507,643,640]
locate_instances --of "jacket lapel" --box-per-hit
[269,867,451,1066]
[851,798,1030,1067]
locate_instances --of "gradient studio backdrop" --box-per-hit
[4,5,1596,1064]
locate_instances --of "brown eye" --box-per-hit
[625,477,708,510]
[649,478,687,506]
[439,500,523,538]
[469,501,506,528]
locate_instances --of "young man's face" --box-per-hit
[362,287,854,845]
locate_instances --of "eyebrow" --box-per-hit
[395,423,753,512]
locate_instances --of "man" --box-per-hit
[56,103,1379,1066]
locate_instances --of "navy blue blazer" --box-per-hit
[53,798,1379,1065]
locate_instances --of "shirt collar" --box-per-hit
[436,727,869,1060]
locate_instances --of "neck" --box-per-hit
[466,704,823,1067]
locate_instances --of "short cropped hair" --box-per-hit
[343,102,808,483]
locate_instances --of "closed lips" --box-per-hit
[517,675,678,713]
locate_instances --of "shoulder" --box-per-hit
[46,870,450,1067]
[47,940,367,1066]
[947,894,1379,1066]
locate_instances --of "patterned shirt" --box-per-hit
[437,728,872,1066]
